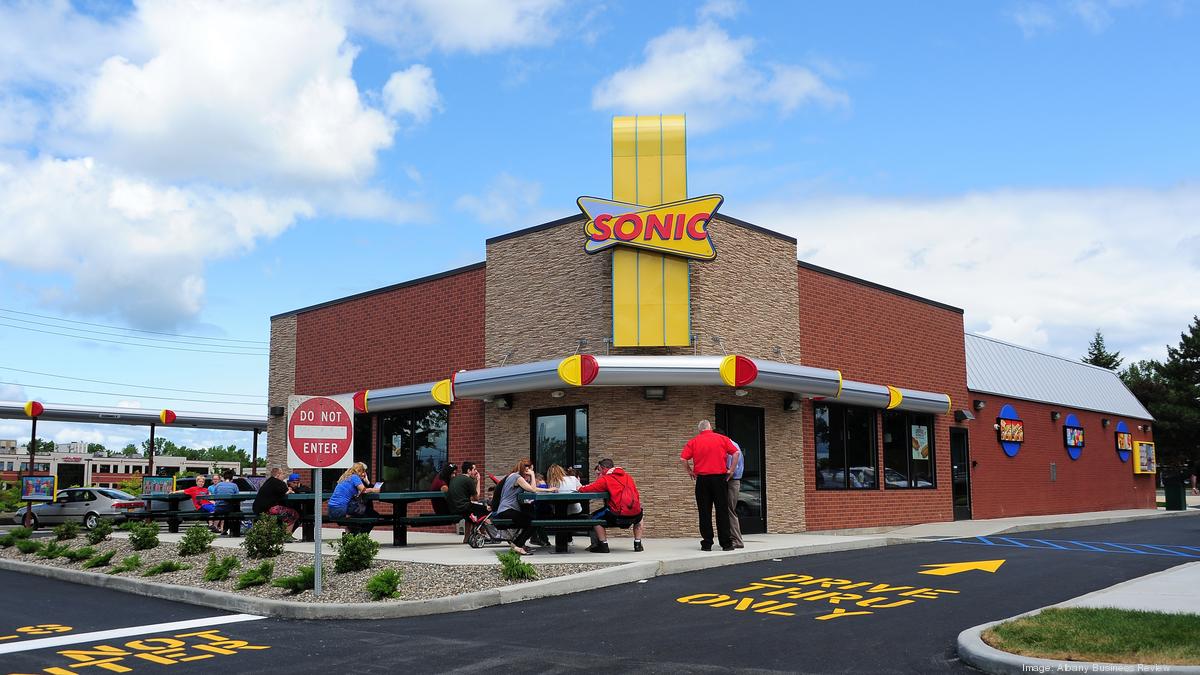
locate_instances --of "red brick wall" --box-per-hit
[292,266,487,525]
[798,264,970,530]
[967,395,1156,518]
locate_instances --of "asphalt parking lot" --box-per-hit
[3,516,1197,674]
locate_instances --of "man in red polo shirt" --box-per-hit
[680,419,740,551]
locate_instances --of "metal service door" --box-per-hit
[950,428,972,520]
[715,404,766,535]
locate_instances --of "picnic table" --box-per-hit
[287,490,460,547]
[134,491,258,535]
[519,491,609,553]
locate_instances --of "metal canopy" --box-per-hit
[0,401,267,432]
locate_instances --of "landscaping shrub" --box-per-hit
[15,539,42,554]
[0,534,14,548]
[333,532,379,573]
[117,519,140,531]
[496,550,538,581]
[202,554,241,582]
[8,527,32,540]
[178,525,216,556]
[235,561,274,590]
[128,522,159,550]
[107,555,142,575]
[366,569,403,600]
[242,516,286,559]
[82,551,116,569]
[53,522,79,541]
[61,546,97,562]
[143,560,190,577]
[86,519,113,545]
[272,565,316,594]
[37,542,72,560]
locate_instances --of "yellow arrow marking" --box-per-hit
[918,559,1005,576]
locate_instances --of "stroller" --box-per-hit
[465,510,507,548]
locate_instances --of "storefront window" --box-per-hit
[814,403,877,490]
[378,407,449,491]
[883,411,936,489]
[531,406,589,476]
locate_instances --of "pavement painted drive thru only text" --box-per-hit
[674,558,1008,622]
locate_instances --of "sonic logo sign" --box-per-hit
[578,194,723,260]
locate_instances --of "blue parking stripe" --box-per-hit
[935,536,1200,559]
[996,537,1030,547]
[1030,539,1069,549]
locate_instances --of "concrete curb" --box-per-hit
[957,564,1200,674]
[0,536,892,619]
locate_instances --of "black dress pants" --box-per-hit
[695,474,732,549]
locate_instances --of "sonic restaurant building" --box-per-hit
[266,117,1155,536]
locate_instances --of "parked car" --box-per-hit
[735,478,762,517]
[14,488,143,530]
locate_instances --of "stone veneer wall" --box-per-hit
[266,315,296,464]
[485,386,804,538]
[484,217,806,535]
[484,217,803,365]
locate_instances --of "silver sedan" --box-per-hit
[13,488,144,530]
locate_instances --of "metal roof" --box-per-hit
[964,334,1152,419]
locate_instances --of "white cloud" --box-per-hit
[592,22,846,131]
[743,185,1200,363]
[0,95,40,145]
[455,173,558,229]
[350,0,565,55]
[0,157,312,328]
[57,0,395,186]
[116,401,143,409]
[0,383,27,401]
[382,65,442,123]
[1011,3,1056,37]
[698,0,744,21]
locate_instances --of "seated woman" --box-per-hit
[252,467,301,535]
[492,458,556,555]
[327,462,381,534]
[430,463,457,515]
[547,464,583,516]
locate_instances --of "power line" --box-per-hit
[0,314,270,350]
[0,322,268,356]
[1,380,265,407]
[0,307,268,345]
[0,366,266,398]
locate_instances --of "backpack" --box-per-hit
[608,471,642,516]
[490,474,513,514]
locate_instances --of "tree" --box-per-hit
[86,442,107,455]
[1122,316,1200,468]
[121,443,141,457]
[1083,330,1124,370]
[25,438,56,454]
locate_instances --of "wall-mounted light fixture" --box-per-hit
[1101,418,1111,428]
[973,399,986,411]
[495,394,512,410]
[783,397,801,412]
[550,390,565,399]
[954,409,975,423]
[1050,411,1062,421]
[644,387,666,401]
[269,406,285,417]
[1138,423,1151,432]
[733,388,749,397]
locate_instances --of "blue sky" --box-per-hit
[1,0,1197,451]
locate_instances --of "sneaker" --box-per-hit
[734,543,744,549]
[701,544,712,552]
[633,541,644,552]
[721,546,735,551]
[586,542,610,553]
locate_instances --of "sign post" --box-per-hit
[286,395,355,598]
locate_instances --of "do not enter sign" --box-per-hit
[287,395,355,469]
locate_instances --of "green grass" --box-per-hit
[983,607,1200,665]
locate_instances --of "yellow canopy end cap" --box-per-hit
[886,385,903,410]
[431,379,454,406]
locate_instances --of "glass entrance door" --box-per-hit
[530,406,588,476]
[715,404,766,535]
[950,428,972,520]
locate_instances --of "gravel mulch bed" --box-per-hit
[0,528,615,604]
